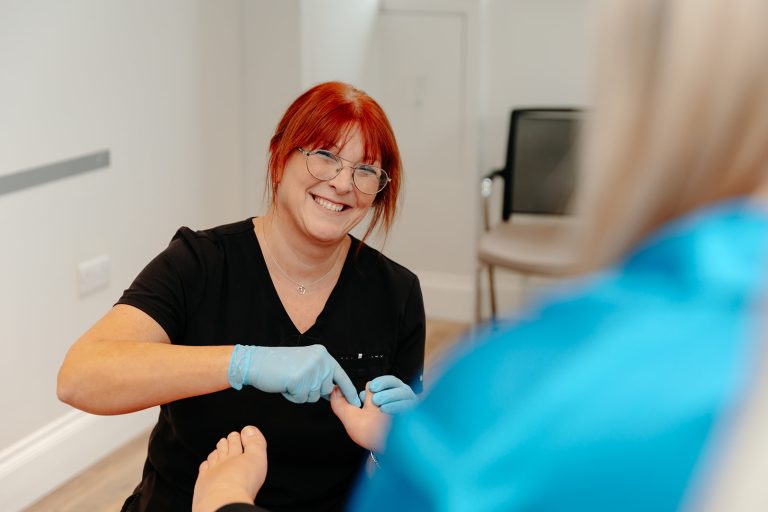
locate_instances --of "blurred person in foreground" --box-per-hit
[193,0,768,509]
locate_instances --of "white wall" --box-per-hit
[0,1,244,509]
[242,0,303,217]
[300,0,379,90]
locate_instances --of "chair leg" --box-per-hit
[519,273,530,305]
[487,264,498,322]
[475,264,483,324]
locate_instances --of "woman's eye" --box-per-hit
[356,165,379,177]
[315,150,338,162]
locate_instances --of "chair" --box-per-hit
[477,108,583,322]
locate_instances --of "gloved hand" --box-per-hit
[228,344,361,406]
[358,375,418,414]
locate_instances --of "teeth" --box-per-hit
[314,196,344,212]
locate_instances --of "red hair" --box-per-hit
[267,81,402,242]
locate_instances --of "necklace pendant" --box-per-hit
[296,284,307,295]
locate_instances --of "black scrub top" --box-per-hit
[117,219,425,512]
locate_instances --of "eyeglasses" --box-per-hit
[297,147,391,195]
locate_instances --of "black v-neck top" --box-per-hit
[116,219,425,512]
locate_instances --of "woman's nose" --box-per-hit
[328,165,355,193]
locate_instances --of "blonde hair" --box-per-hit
[575,0,768,271]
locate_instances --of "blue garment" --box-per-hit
[351,200,768,512]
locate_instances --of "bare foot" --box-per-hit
[192,425,268,512]
[331,383,391,452]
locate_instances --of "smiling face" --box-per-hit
[274,126,379,245]
[267,82,402,244]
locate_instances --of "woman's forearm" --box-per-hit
[58,339,233,415]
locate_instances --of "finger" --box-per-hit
[369,375,404,392]
[282,390,309,404]
[362,382,377,410]
[284,376,310,404]
[227,431,243,456]
[330,386,357,421]
[371,387,414,407]
[358,389,366,403]
[307,387,321,403]
[380,400,417,415]
[320,378,334,397]
[332,360,361,407]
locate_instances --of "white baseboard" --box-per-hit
[418,268,561,323]
[417,270,475,323]
[0,408,157,512]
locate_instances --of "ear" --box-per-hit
[274,167,283,185]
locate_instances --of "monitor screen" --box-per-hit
[511,110,580,215]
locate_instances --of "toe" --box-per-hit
[241,425,267,454]
[227,431,243,455]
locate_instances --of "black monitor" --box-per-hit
[500,108,583,220]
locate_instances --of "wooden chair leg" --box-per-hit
[487,264,498,322]
[475,264,484,324]
[519,273,530,305]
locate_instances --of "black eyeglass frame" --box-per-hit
[296,147,391,195]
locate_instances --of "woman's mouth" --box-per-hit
[312,194,347,212]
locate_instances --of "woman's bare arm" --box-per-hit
[57,304,233,415]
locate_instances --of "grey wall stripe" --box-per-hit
[0,150,110,197]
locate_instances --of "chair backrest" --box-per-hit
[500,108,583,221]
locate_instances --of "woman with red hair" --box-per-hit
[57,81,425,512]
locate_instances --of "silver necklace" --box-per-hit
[262,224,341,295]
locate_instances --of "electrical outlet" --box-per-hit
[77,254,111,297]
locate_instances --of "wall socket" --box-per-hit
[77,254,111,297]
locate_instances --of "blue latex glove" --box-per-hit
[228,344,361,406]
[358,375,418,414]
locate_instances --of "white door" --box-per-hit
[362,8,476,301]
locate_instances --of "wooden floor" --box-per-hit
[24,319,469,512]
